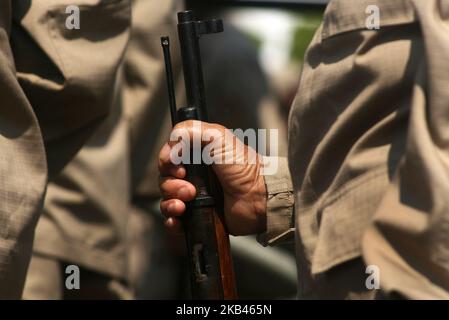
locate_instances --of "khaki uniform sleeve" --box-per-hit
[258,157,295,246]
[0,1,47,299]
[362,0,449,299]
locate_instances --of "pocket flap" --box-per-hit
[310,171,388,274]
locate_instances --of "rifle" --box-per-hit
[161,10,237,300]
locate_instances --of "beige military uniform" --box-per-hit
[261,0,449,299]
[0,0,130,299]
[23,0,181,299]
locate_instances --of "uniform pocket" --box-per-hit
[46,0,131,87]
[11,0,131,174]
[310,169,389,275]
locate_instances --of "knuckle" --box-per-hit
[158,176,166,189]
[160,201,167,213]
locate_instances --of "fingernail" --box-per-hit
[176,166,185,177]
[168,203,177,213]
[166,218,174,227]
[177,187,191,199]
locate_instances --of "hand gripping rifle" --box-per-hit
[161,10,237,300]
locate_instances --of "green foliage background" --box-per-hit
[290,11,322,62]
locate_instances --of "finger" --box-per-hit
[158,142,186,178]
[160,199,187,218]
[159,177,196,201]
[169,120,225,149]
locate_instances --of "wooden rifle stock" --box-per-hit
[161,10,237,300]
